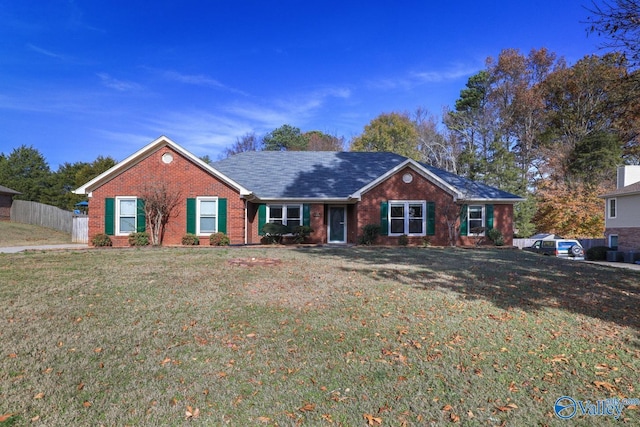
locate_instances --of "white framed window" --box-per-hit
[468,205,485,235]
[608,198,617,219]
[388,201,426,236]
[267,204,302,227]
[197,197,218,235]
[116,196,138,236]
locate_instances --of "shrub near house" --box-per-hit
[74,136,523,247]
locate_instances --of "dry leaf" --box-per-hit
[34,392,45,399]
[363,413,382,425]
[83,401,92,408]
[257,416,271,423]
[593,380,616,392]
[94,347,102,353]
[496,403,518,412]
[77,382,85,390]
[185,406,200,419]
[450,412,460,422]
[8,353,17,358]
[442,404,453,411]
[0,414,15,422]
[299,402,316,412]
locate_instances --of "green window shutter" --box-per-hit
[380,201,389,236]
[258,204,266,235]
[105,198,115,235]
[218,198,227,234]
[136,199,146,232]
[186,198,196,234]
[426,201,436,236]
[303,204,310,227]
[460,204,468,236]
[486,204,494,230]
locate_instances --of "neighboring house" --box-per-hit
[599,165,640,250]
[0,185,21,221]
[73,136,523,247]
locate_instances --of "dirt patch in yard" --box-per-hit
[227,257,283,267]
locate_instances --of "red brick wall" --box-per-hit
[88,146,244,247]
[357,167,516,246]
[605,227,640,251]
[0,195,12,221]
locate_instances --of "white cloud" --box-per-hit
[368,63,480,90]
[27,43,64,59]
[161,70,249,96]
[96,73,142,92]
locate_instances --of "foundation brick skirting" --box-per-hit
[605,228,640,251]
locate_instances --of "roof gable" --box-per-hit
[599,181,640,198]
[73,136,250,195]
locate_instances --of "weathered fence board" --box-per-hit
[72,216,89,243]
[10,200,73,233]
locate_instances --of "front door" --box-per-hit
[328,206,346,243]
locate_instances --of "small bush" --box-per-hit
[209,232,230,246]
[91,233,112,247]
[586,245,611,261]
[487,228,504,246]
[422,237,431,247]
[398,234,409,246]
[181,233,200,246]
[291,225,314,244]
[261,222,291,244]
[128,232,150,246]
[359,224,381,246]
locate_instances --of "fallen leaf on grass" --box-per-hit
[450,412,460,422]
[442,404,453,411]
[593,381,616,392]
[257,416,271,423]
[0,413,16,422]
[363,413,382,425]
[299,402,315,412]
[34,392,45,399]
[185,406,200,420]
[83,401,92,408]
[496,403,518,412]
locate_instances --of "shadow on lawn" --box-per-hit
[295,246,640,337]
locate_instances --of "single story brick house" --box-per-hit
[74,136,523,246]
[599,165,640,251]
[0,185,21,221]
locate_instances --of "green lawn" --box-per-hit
[0,247,638,426]
[0,222,71,247]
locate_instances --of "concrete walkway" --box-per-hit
[0,244,88,254]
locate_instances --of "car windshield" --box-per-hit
[558,241,578,250]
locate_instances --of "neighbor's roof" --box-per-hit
[0,185,21,195]
[213,151,523,202]
[599,181,640,198]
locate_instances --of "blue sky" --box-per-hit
[1,1,604,169]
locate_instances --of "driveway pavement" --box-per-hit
[586,260,640,271]
[0,244,88,254]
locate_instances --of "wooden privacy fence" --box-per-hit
[10,200,89,243]
[72,216,88,243]
[513,238,606,250]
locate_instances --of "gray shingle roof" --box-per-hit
[0,185,21,195]
[213,151,522,201]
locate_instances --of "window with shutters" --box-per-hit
[197,197,218,235]
[267,204,302,227]
[116,197,137,235]
[387,201,426,236]
[467,205,485,236]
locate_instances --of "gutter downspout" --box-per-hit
[244,199,248,245]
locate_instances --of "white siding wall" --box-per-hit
[605,194,640,228]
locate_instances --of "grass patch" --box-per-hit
[0,247,638,425]
[0,222,71,247]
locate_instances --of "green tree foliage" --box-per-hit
[263,124,308,151]
[568,131,622,185]
[0,145,51,202]
[74,156,117,188]
[45,161,89,210]
[349,112,420,160]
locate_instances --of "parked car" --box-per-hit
[523,239,585,260]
